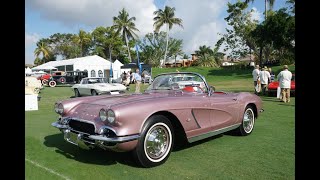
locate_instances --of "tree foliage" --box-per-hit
[193,45,222,67]
[217,1,258,60]
[138,32,183,67]
[91,26,125,61]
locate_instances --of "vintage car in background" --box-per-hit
[71,77,127,96]
[47,71,88,87]
[52,72,264,167]
[267,74,295,96]
[25,76,43,94]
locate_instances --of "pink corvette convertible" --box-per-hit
[52,72,264,167]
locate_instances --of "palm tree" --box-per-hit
[113,8,139,62]
[73,29,91,57]
[245,0,275,20]
[154,6,183,67]
[34,42,50,60]
[182,54,189,59]
[195,45,214,57]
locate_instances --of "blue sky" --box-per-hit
[25,0,289,64]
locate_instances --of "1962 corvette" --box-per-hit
[52,72,264,167]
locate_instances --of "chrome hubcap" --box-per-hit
[243,108,254,133]
[145,125,170,160]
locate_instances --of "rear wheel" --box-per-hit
[42,79,48,85]
[49,81,56,87]
[237,106,255,136]
[91,90,98,96]
[74,88,80,97]
[59,77,66,84]
[33,88,40,94]
[133,115,174,168]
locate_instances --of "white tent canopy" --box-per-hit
[32,65,57,70]
[25,67,33,74]
[31,55,113,78]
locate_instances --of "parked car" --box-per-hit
[267,74,295,96]
[52,72,264,167]
[25,76,43,94]
[71,77,127,97]
[47,71,88,87]
[37,73,52,85]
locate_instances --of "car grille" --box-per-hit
[68,119,95,135]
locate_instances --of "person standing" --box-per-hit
[277,65,292,103]
[133,69,142,93]
[259,66,271,95]
[252,65,260,94]
[268,67,275,82]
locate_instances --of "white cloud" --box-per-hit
[165,0,228,55]
[25,33,40,48]
[26,0,230,60]
[26,0,157,37]
[250,7,262,22]
[25,32,41,64]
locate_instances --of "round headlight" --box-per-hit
[54,103,64,115]
[99,109,107,121]
[107,110,116,123]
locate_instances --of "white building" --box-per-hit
[32,55,124,79]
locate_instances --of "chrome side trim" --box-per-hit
[188,123,241,143]
[88,134,140,143]
[191,109,201,128]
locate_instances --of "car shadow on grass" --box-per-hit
[43,133,140,167]
[173,134,223,152]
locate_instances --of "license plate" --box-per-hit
[110,91,120,95]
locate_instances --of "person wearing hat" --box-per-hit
[252,65,260,94]
[259,66,271,95]
[277,65,292,103]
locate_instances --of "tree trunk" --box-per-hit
[265,0,267,20]
[125,31,132,62]
[174,55,177,67]
[162,24,169,67]
[259,46,263,67]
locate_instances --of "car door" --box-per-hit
[208,93,240,131]
[183,93,212,138]
[78,79,89,95]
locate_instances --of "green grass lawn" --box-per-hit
[26,66,295,179]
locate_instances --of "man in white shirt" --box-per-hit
[252,65,260,94]
[133,69,142,93]
[277,65,292,103]
[259,66,271,95]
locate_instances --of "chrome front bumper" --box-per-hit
[51,121,140,149]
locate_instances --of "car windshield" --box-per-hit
[147,72,208,93]
[87,78,108,84]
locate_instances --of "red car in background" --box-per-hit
[267,74,295,96]
[37,71,66,85]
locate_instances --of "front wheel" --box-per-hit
[74,88,80,97]
[237,106,255,136]
[133,115,174,168]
